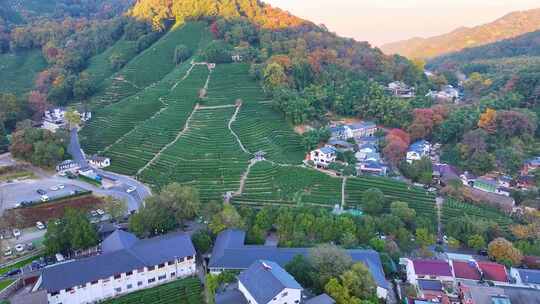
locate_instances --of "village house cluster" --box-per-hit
[41,108,91,133]
[401,254,540,304]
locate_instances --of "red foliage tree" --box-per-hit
[387,128,411,146]
[28,91,50,120]
[384,128,411,166]
[496,110,535,138]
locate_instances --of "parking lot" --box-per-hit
[0,179,88,211]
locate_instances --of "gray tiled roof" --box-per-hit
[101,229,138,253]
[40,231,195,292]
[238,260,302,304]
[209,229,388,289]
[305,294,336,304]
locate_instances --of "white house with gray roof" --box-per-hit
[34,230,196,304]
[238,260,303,304]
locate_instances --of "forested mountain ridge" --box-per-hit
[380,8,540,59]
[128,0,308,30]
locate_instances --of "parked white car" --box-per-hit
[50,186,59,191]
[40,195,50,202]
[57,184,65,189]
[126,186,136,193]
[96,209,105,216]
[3,247,12,257]
[36,221,46,230]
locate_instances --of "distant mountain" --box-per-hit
[380,8,540,59]
[428,30,540,69]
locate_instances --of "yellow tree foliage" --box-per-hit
[487,238,523,266]
[478,108,497,133]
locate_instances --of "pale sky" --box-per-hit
[266,0,540,46]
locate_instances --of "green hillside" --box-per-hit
[88,21,211,108]
[0,50,47,95]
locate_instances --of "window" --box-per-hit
[91,280,98,285]
[126,271,133,276]
[114,274,121,279]
[186,256,193,260]
[168,260,175,265]
[158,275,166,281]
[281,292,288,297]
[137,281,143,287]
[148,278,156,284]
[158,263,165,269]
[65,288,73,292]
[170,272,176,277]
[114,287,121,293]
[179,257,184,262]
[147,266,155,271]
[51,291,60,296]
[127,284,132,290]
[137,267,145,273]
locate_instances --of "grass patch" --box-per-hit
[0,279,15,292]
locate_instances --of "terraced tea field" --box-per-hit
[139,106,251,201]
[233,161,342,207]
[346,177,437,220]
[232,102,306,164]
[89,22,211,108]
[80,22,437,221]
[442,199,515,233]
[204,64,268,106]
[103,277,202,304]
[105,65,210,175]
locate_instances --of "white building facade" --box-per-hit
[45,257,196,304]
[310,147,336,168]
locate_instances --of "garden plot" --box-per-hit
[105,65,210,175]
[232,102,306,164]
[139,107,251,201]
[204,64,268,106]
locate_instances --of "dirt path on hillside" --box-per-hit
[136,103,200,176]
[234,159,259,196]
[228,103,252,155]
[341,177,347,209]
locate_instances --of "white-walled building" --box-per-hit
[309,147,337,168]
[42,108,91,133]
[238,260,302,304]
[406,140,432,163]
[34,230,196,304]
[88,155,111,169]
[510,268,540,289]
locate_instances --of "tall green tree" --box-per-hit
[362,188,387,215]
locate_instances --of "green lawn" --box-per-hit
[0,279,15,292]
[102,277,203,304]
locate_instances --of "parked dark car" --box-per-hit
[478,249,488,256]
[36,189,46,195]
[6,268,21,276]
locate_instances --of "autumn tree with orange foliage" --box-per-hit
[383,129,411,166]
[488,237,523,266]
[478,108,497,134]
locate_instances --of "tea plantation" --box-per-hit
[80,22,437,223]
